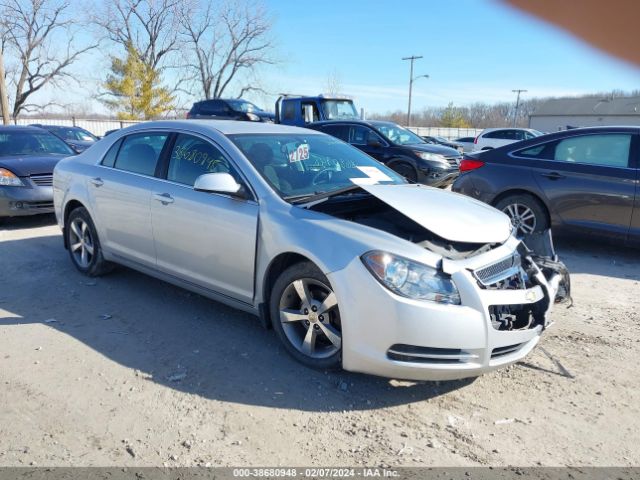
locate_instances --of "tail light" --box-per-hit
[473,136,478,144]
[186,112,192,119]
[459,158,485,172]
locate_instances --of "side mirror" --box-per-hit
[367,135,382,148]
[193,173,247,199]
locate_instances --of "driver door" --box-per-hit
[150,133,258,304]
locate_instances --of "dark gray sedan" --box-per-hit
[0,126,75,220]
[452,126,640,246]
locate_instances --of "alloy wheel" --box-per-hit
[502,203,537,234]
[69,218,94,268]
[278,278,341,359]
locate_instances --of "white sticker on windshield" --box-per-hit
[288,143,310,162]
[356,166,392,182]
[350,177,378,185]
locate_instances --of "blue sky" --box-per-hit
[27,0,640,115]
[250,0,640,114]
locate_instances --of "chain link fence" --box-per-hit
[405,126,483,140]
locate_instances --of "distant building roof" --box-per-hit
[530,96,640,117]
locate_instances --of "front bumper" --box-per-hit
[0,179,54,218]
[417,165,460,189]
[328,237,559,381]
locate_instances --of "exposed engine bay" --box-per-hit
[311,192,572,332]
[310,193,497,260]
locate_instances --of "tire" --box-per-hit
[269,262,342,370]
[494,193,549,235]
[391,162,417,183]
[66,207,113,276]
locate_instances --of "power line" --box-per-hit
[512,89,527,127]
[402,55,427,127]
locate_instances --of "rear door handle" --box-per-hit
[90,177,104,187]
[153,192,174,204]
[541,172,566,180]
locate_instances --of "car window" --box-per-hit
[484,130,505,139]
[514,130,525,140]
[282,102,296,121]
[114,133,168,176]
[166,134,234,186]
[321,124,349,142]
[350,126,370,145]
[523,131,537,140]
[301,102,320,122]
[554,134,631,168]
[230,133,404,198]
[101,138,123,167]
[198,101,225,115]
[0,131,74,156]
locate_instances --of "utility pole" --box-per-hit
[512,89,527,127]
[402,55,425,127]
[0,47,11,125]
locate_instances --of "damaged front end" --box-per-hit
[481,230,572,332]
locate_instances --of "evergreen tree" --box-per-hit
[102,44,174,120]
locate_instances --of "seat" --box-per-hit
[118,143,157,175]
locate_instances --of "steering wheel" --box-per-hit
[311,168,333,186]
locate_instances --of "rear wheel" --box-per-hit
[270,262,342,369]
[391,162,417,183]
[494,194,549,234]
[66,207,113,276]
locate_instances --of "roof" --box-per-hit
[120,119,323,136]
[531,96,640,117]
[0,125,48,133]
[310,119,391,128]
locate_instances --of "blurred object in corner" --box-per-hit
[506,0,640,67]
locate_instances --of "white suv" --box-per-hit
[473,128,542,151]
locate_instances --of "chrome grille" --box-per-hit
[30,174,53,186]
[474,255,521,286]
[445,155,461,167]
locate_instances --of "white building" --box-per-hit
[529,96,640,132]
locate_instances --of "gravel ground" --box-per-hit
[1,215,638,467]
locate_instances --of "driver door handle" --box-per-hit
[153,192,174,204]
[90,177,104,187]
[541,171,566,180]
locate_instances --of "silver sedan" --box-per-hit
[53,120,569,380]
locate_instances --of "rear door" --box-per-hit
[629,135,640,244]
[92,131,170,267]
[150,132,258,303]
[517,132,636,239]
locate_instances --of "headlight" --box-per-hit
[362,251,461,305]
[246,113,260,121]
[0,168,25,186]
[414,151,447,163]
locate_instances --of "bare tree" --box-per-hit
[93,0,180,72]
[0,0,97,118]
[325,69,343,97]
[177,0,275,99]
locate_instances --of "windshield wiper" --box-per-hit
[287,184,363,205]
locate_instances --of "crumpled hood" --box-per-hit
[0,154,68,177]
[358,183,513,244]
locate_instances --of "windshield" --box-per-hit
[229,133,405,200]
[321,100,359,120]
[0,131,75,156]
[49,127,97,142]
[375,124,426,145]
[227,100,263,113]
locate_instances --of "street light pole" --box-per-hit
[402,55,423,126]
[512,89,527,127]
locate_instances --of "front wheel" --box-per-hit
[270,262,342,369]
[66,207,113,276]
[391,162,417,183]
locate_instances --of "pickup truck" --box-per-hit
[275,95,361,127]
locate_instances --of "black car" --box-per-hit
[30,124,98,153]
[187,98,275,122]
[0,126,76,220]
[421,135,464,152]
[308,120,461,187]
[452,126,640,245]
